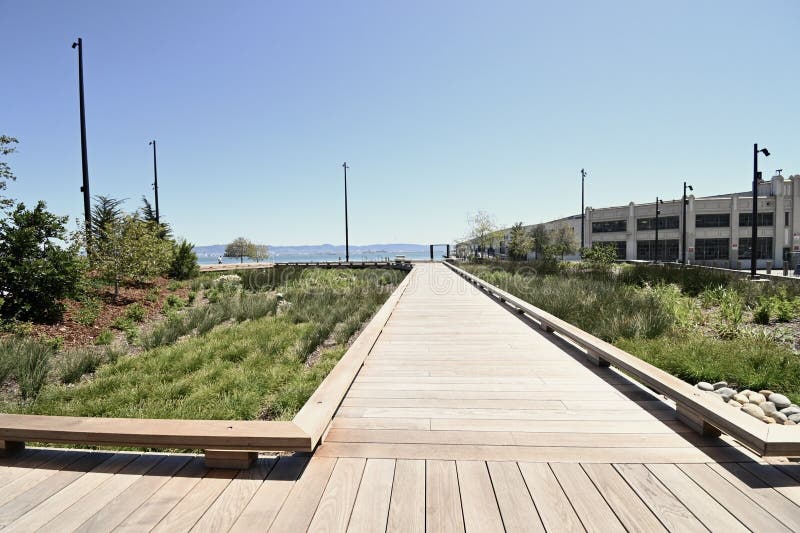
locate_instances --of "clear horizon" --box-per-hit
[2,1,798,246]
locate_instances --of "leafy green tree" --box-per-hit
[91,195,125,243]
[0,135,19,209]
[507,222,534,260]
[140,196,171,239]
[530,225,550,260]
[169,239,200,280]
[253,244,269,263]
[582,242,618,268]
[0,201,84,322]
[225,237,255,263]
[552,224,578,260]
[92,215,174,298]
[467,211,498,257]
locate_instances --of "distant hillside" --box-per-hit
[193,243,430,257]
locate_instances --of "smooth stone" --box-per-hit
[758,389,774,397]
[748,393,766,405]
[767,411,789,423]
[712,381,728,390]
[760,402,777,414]
[741,403,765,419]
[716,388,736,402]
[785,420,797,425]
[733,393,749,404]
[696,382,714,391]
[727,400,743,409]
[768,393,791,409]
[780,405,800,416]
[789,413,800,423]
[763,417,776,424]
[741,389,754,396]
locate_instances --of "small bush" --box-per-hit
[94,330,113,346]
[163,294,184,313]
[76,298,102,326]
[167,281,181,291]
[753,300,771,325]
[187,291,197,305]
[12,339,54,399]
[169,240,200,280]
[111,316,134,331]
[125,303,147,322]
[145,288,159,303]
[58,349,103,384]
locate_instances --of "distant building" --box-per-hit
[459,173,800,268]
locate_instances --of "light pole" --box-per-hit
[342,162,350,262]
[682,182,693,264]
[580,168,587,249]
[72,37,91,249]
[752,144,770,278]
[654,197,663,263]
[148,140,160,224]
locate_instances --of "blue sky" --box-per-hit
[2,0,798,245]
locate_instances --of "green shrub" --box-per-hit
[94,330,113,346]
[753,300,771,325]
[58,349,103,384]
[111,316,134,331]
[145,288,160,303]
[11,339,54,399]
[76,298,102,326]
[168,240,200,280]
[167,281,181,291]
[163,294,184,313]
[187,291,197,305]
[124,303,147,322]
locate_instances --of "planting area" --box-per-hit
[461,262,800,405]
[0,266,405,420]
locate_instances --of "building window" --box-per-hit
[592,219,626,233]
[695,213,730,228]
[785,212,791,226]
[636,239,679,261]
[739,212,774,227]
[695,238,729,260]
[738,237,773,260]
[636,216,679,231]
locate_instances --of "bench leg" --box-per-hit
[204,450,257,469]
[676,403,722,438]
[586,350,610,367]
[538,322,553,333]
[0,440,25,457]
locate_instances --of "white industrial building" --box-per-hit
[460,173,800,268]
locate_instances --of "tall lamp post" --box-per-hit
[148,140,160,224]
[682,182,693,264]
[342,162,350,262]
[654,197,663,263]
[752,144,770,278]
[580,168,587,249]
[72,38,92,249]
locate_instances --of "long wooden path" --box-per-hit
[2,263,800,531]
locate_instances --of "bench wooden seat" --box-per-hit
[445,262,800,458]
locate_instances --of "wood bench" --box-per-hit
[445,262,800,458]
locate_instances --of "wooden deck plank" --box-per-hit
[113,458,208,533]
[550,462,626,532]
[386,459,425,533]
[307,457,365,533]
[426,460,465,533]
[614,464,706,533]
[189,457,276,533]
[347,458,395,533]
[228,456,309,533]
[74,454,192,533]
[518,462,583,532]
[646,463,749,532]
[678,463,793,532]
[456,461,504,533]
[738,461,800,507]
[268,456,337,533]
[150,468,238,533]
[486,461,544,533]
[4,452,139,532]
[581,463,666,533]
[0,450,87,507]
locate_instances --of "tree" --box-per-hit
[467,211,497,258]
[507,222,534,260]
[225,237,255,263]
[530,225,550,260]
[253,244,269,263]
[91,195,125,243]
[169,239,200,280]
[140,196,171,239]
[582,242,618,269]
[0,201,84,322]
[0,135,19,209]
[92,215,174,298]
[552,224,579,260]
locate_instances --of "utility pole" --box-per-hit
[149,140,160,224]
[752,144,770,278]
[343,162,350,262]
[580,169,587,249]
[682,182,693,264]
[72,37,92,250]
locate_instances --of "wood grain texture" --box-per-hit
[386,459,425,533]
[426,460,465,533]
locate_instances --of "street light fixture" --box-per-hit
[148,140,160,224]
[654,197,664,263]
[682,182,693,264]
[751,144,770,278]
[72,37,92,250]
[580,169,587,250]
[342,162,350,263]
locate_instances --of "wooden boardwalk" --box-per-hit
[2,263,800,531]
